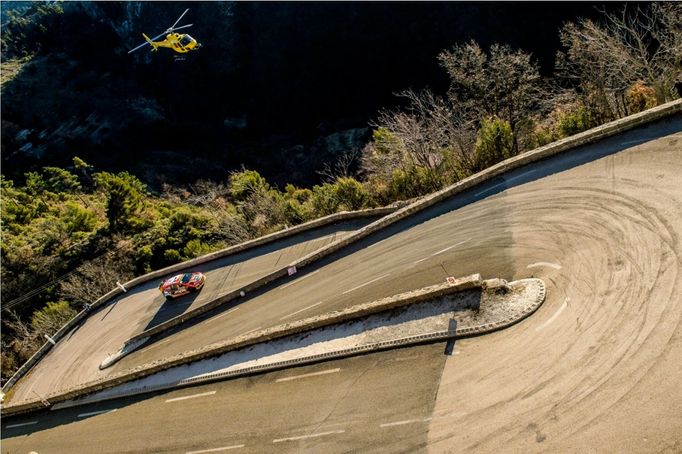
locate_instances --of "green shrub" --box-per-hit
[556,104,593,137]
[474,117,513,170]
[163,249,181,263]
[182,239,213,259]
[228,169,270,202]
[61,201,97,233]
[333,177,370,211]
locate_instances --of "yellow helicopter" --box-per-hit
[128,9,201,57]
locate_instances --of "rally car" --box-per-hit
[159,272,205,300]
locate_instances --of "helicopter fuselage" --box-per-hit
[145,33,200,54]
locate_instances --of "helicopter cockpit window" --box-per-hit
[180,35,193,46]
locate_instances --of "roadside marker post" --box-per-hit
[44,334,56,345]
[116,281,127,293]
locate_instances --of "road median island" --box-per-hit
[3,275,546,415]
[109,99,682,362]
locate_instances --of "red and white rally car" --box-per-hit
[159,272,206,300]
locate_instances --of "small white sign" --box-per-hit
[446,276,457,286]
[288,266,297,276]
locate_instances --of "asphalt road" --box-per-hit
[2,344,448,453]
[8,217,377,404]
[4,115,682,452]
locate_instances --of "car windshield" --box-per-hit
[181,274,192,284]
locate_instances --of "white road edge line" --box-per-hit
[186,445,245,454]
[77,409,117,418]
[474,169,535,196]
[165,391,216,403]
[536,298,569,332]
[620,138,648,146]
[527,261,562,270]
[239,326,262,337]
[366,237,390,249]
[342,273,391,294]
[279,301,324,320]
[279,269,321,290]
[273,430,345,443]
[276,368,341,382]
[5,421,39,429]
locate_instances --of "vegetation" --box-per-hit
[360,3,681,202]
[1,3,680,384]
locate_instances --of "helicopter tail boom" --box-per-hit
[142,33,159,51]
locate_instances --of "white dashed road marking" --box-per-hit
[380,411,466,428]
[279,269,320,290]
[342,273,391,294]
[527,262,562,270]
[5,420,39,429]
[165,391,216,403]
[279,301,324,320]
[432,239,469,256]
[77,409,117,418]
[276,368,341,382]
[273,430,345,443]
[186,445,245,453]
[536,298,569,332]
[380,418,428,427]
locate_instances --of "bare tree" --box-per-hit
[317,149,362,183]
[557,3,682,120]
[59,247,135,306]
[361,88,479,192]
[439,41,552,155]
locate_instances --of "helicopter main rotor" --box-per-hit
[128,8,194,54]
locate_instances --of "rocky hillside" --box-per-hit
[1,2,608,188]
